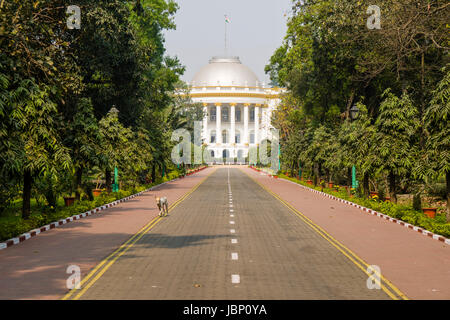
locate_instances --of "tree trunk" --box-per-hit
[413,193,422,211]
[290,160,295,177]
[347,167,352,196]
[151,164,156,183]
[446,170,450,222]
[105,169,112,193]
[22,170,32,219]
[388,170,397,204]
[313,163,319,186]
[75,166,83,201]
[363,172,370,199]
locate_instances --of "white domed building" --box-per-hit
[189,56,283,163]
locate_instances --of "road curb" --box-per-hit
[0,167,208,251]
[248,166,450,246]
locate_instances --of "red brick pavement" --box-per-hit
[0,168,214,300]
[243,167,450,300]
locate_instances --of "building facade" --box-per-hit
[189,56,282,163]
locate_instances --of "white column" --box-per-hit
[254,105,260,146]
[202,103,208,143]
[230,104,236,149]
[216,103,222,144]
[244,103,249,144]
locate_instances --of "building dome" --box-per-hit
[191,56,260,87]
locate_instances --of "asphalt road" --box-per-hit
[75,168,391,300]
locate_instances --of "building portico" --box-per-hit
[189,56,283,163]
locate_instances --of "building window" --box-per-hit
[235,107,241,122]
[250,130,255,144]
[222,149,229,159]
[222,106,229,122]
[211,150,215,158]
[250,107,255,122]
[235,131,241,144]
[210,107,216,122]
[237,150,244,161]
[210,130,216,143]
[222,130,228,144]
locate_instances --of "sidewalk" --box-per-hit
[243,167,450,300]
[0,168,213,300]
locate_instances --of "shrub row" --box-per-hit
[0,170,192,242]
[278,174,450,238]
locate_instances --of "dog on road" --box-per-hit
[155,196,169,217]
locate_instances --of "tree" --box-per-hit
[64,98,102,200]
[422,67,450,221]
[373,90,420,203]
[11,80,71,218]
[99,108,133,192]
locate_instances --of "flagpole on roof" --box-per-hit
[224,14,231,56]
[224,15,227,56]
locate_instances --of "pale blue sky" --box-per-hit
[164,0,293,84]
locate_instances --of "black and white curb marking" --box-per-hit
[249,166,450,246]
[0,167,209,251]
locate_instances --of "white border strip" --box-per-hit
[0,166,209,250]
[248,166,450,246]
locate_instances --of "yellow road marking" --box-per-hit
[62,168,216,300]
[241,168,409,300]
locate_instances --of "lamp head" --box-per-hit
[349,104,360,120]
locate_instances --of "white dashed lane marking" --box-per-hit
[228,168,240,285]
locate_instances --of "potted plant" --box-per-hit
[422,208,437,219]
[369,191,378,199]
[320,179,326,192]
[328,182,334,189]
[63,194,76,207]
[422,198,437,219]
[93,176,102,197]
[306,179,313,185]
[349,188,356,198]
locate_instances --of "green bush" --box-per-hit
[0,220,31,240]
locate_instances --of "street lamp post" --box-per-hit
[349,104,360,190]
[278,143,281,173]
[298,160,302,180]
[110,106,120,193]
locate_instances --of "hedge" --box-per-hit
[0,168,194,242]
[278,174,450,238]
